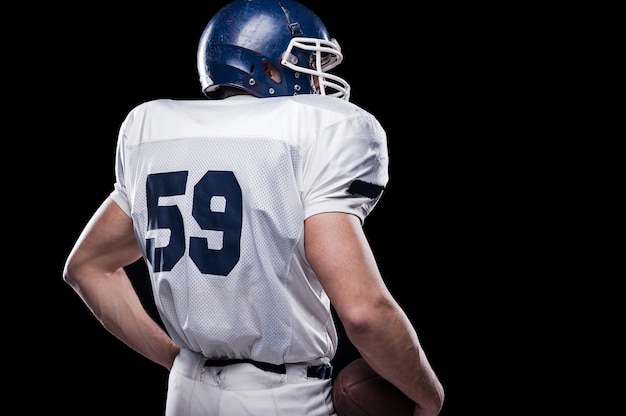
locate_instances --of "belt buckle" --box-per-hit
[307,363,333,379]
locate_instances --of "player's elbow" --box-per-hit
[63,261,79,290]
[338,298,394,341]
[340,308,376,336]
[63,256,88,292]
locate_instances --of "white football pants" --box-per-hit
[165,348,337,416]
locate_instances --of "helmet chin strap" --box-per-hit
[280,2,303,36]
[310,75,320,95]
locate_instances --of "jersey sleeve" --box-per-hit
[301,111,389,223]
[108,107,137,217]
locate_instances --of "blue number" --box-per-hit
[191,171,242,275]
[146,172,187,272]
[145,170,242,276]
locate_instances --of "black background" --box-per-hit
[27,1,513,414]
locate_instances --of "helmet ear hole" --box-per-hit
[263,61,282,83]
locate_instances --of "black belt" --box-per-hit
[204,358,333,379]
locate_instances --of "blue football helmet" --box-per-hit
[197,0,350,100]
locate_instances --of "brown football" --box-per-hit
[332,358,415,416]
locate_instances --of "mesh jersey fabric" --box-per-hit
[109,94,388,365]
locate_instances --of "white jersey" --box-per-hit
[110,94,389,365]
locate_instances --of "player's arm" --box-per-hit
[63,196,180,370]
[304,212,444,416]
